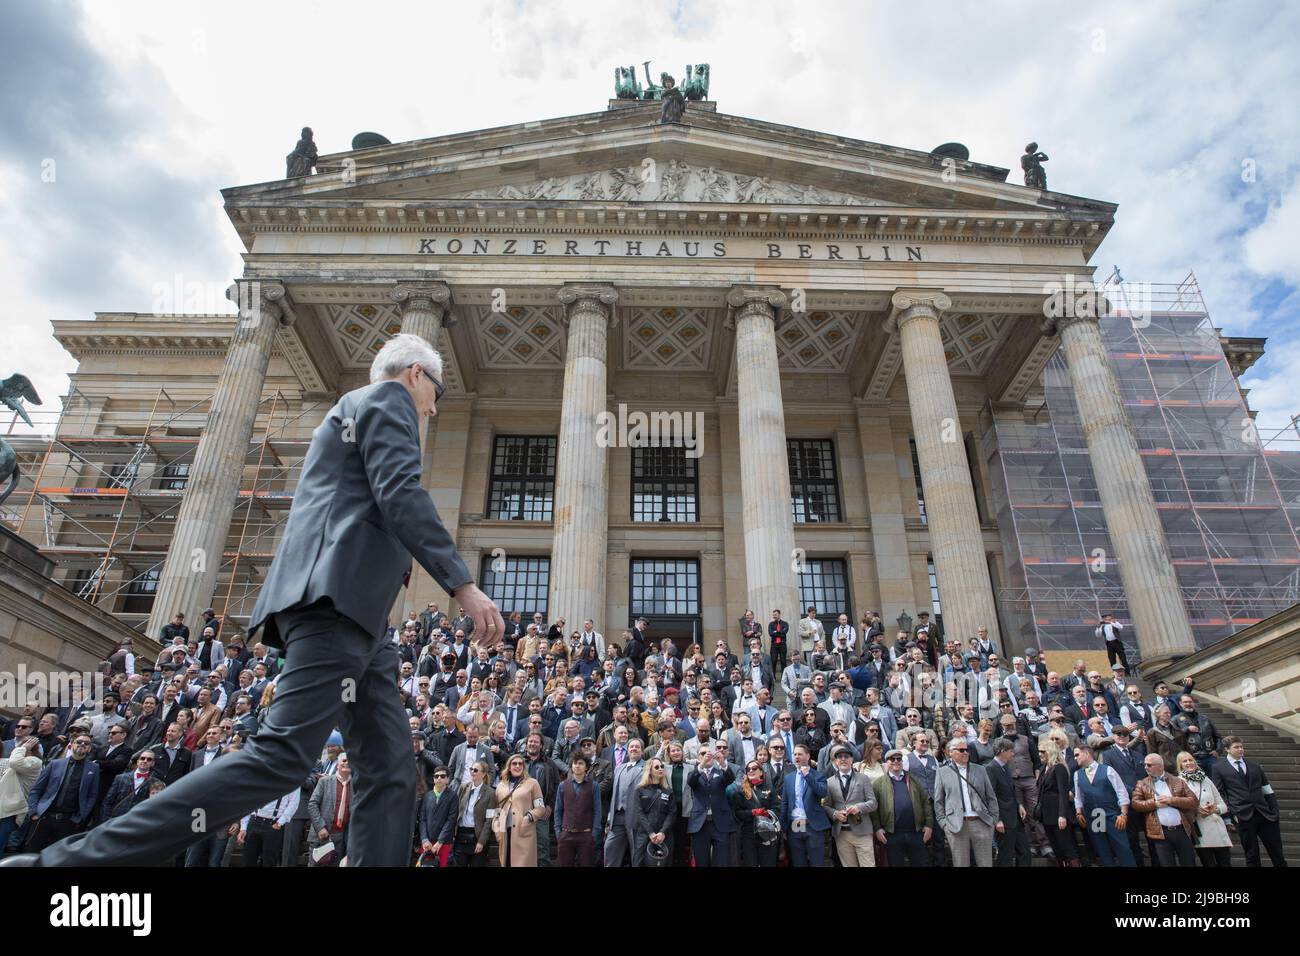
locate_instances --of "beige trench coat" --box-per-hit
[492,777,545,867]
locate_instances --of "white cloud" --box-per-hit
[3,0,1299,444]
[1243,179,1300,283]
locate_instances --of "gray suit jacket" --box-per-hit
[607,758,645,826]
[824,769,878,835]
[448,741,494,786]
[933,762,998,833]
[249,380,472,644]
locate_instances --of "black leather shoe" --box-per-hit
[0,854,39,866]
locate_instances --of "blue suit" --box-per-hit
[781,767,829,867]
[27,757,100,824]
[687,764,735,867]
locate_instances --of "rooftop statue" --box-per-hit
[1021,142,1049,190]
[614,65,642,100]
[286,126,318,179]
[659,74,685,124]
[0,373,42,508]
[612,61,710,102]
[682,63,710,100]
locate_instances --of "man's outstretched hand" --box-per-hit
[454,583,505,650]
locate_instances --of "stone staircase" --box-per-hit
[1192,700,1297,866]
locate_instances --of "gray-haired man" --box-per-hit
[13,333,504,869]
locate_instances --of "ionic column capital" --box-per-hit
[1040,312,1099,338]
[557,283,619,327]
[226,279,292,326]
[883,288,951,334]
[724,285,787,329]
[1039,282,1113,337]
[391,282,456,328]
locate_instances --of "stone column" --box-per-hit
[1046,311,1197,666]
[726,286,800,621]
[391,282,456,615]
[391,282,454,451]
[145,280,291,640]
[856,405,920,626]
[549,284,617,626]
[887,288,1000,648]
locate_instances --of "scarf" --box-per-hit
[1181,769,1205,784]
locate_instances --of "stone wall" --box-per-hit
[0,527,147,717]
[1149,603,1300,735]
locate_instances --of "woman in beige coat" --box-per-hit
[1176,750,1232,866]
[492,753,547,867]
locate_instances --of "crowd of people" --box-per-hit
[0,602,1287,869]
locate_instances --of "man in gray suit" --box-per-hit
[824,746,878,867]
[603,737,644,867]
[17,333,504,868]
[449,725,495,788]
[933,736,999,867]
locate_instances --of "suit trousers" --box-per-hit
[1152,826,1198,866]
[535,817,552,867]
[995,820,1031,867]
[453,826,489,867]
[1014,776,1048,849]
[35,605,416,867]
[1237,813,1287,867]
[24,815,81,854]
[786,830,825,867]
[242,817,284,867]
[183,833,229,867]
[556,829,595,867]
[1125,812,1148,866]
[1087,814,1137,866]
[1104,640,1132,673]
[690,819,732,867]
[834,829,875,867]
[946,818,994,867]
[884,829,930,867]
[771,644,788,681]
[280,817,308,866]
[603,810,631,866]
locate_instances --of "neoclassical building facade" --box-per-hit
[12,97,1207,667]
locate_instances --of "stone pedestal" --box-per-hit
[144,281,289,641]
[888,289,1000,648]
[549,284,617,626]
[1049,312,1197,666]
[727,286,800,622]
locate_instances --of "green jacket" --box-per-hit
[870,772,934,834]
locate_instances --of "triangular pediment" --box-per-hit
[226,105,1114,221]
[455,161,888,205]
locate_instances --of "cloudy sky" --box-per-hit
[2,0,1298,441]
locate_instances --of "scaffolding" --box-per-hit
[986,273,1300,654]
[2,388,329,634]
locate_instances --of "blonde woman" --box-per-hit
[970,718,997,764]
[1176,750,1232,866]
[492,754,546,867]
[628,757,677,866]
[1035,738,1079,866]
